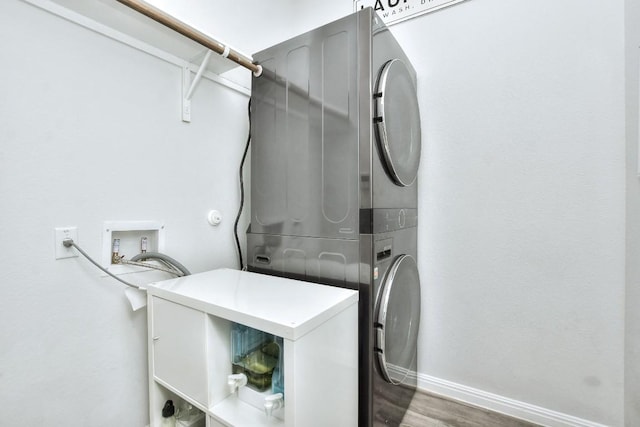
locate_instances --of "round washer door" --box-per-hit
[375,254,421,385]
[374,59,422,187]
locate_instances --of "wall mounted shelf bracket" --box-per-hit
[182,49,213,122]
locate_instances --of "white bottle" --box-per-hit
[161,400,176,427]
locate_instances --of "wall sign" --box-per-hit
[354,0,468,26]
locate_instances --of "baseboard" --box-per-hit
[416,373,608,427]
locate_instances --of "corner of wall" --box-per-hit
[625,0,640,425]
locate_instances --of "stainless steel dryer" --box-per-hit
[248,8,420,246]
[371,227,420,425]
[247,7,422,426]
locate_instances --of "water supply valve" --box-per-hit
[264,393,284,417]
[227,373,247,395]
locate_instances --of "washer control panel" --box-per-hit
[373,208,417,233]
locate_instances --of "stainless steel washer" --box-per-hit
[247,8,422,426]
[371,228,420,426]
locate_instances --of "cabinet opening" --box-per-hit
[231,323,284,397]
[150,383,206,427]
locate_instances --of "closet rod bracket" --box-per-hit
[182,50,213,122]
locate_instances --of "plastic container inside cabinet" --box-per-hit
[231,323,283,392]
[272,336,284,395]
[176,401,205,427]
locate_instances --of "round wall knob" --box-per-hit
[207,210,222,226]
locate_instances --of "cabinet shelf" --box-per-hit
[210,396,284,427]
[148,269,358,340]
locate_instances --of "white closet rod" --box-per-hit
[115,0,263,77]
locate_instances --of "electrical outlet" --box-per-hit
[55,227,78,259]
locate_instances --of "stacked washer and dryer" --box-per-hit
[247,8,422,426]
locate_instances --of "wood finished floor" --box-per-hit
[400,390,541,427]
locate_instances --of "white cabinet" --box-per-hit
[151,298,208,406]
[146,269,358,427]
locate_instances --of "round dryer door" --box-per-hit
[374,59,422,187]
[375,254,421,385]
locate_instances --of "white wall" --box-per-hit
[625,0,640,425]
[0,1,252,424]
[395,2,625,425]
[144,0,305,57]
